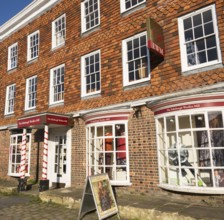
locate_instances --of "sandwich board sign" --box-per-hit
[78,173,120,220]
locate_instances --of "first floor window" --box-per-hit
[5,84,16,115]
[157,110,224,189]
[86,123,129,184]
[25,75,37,110]
[8,43,18,70]
[50,64,65,105]
[122,32,149,86]
[178,4,222,72]
[9,133,31,176]
[120,0,145,13]
[81,50,101,97]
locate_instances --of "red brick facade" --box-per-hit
[0,0,223,194]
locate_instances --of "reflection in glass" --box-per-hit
[166,116,176,132]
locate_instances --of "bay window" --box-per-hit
[157,110,224,191]
[86,123,129,185]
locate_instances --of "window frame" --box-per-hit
[27,30,39,61]
[122,31,150,87]
[120,0,146,13]
[81,50,101,98]
[86,121,130,186]
[52,14,66,49]
[81,0,100,33]
[8,43,18,71]
[49,64,65,105]
[5,84,16,115]
[25,75,37,111]
[8,133,31,177]
[178,4,222,73]
[156,109,224,193]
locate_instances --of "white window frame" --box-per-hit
[8,43,18,70]
[27,30,39,61]
[120,0,146,13]
[81,0,100,33]
[86,121,130,186]
[5,84,16,115]
[52,14,66,49]
[178,4,222,73]
[25,75,37,111]
[156,109,224,193]
[81,50,101,98]
[122,31,150,87]
[8,133,31,177]
[49,64,65,105]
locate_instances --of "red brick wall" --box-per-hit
[0,0,224,192]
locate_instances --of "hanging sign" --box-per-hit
[78,174,120,220]
[147,18,165,57]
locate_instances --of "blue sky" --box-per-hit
[0,0,33,26]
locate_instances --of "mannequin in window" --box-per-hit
[169,140,195,177]
[209,114,224,187]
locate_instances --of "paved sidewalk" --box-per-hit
[0,179,224,220]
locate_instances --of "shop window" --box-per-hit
[178,4,222,72]
[8,134,31,177]
[8,43,18,70]
[81,0,100,33]
[5,84,16,115]
[50,64,65,105]
[27,30,39,61]
[86,123,129,185]
[81,50,101,97]
[52,14,66,49]
[120,0,146,13]
[157,111,224,190]
[122,32,150,87]
[25,75,37,110]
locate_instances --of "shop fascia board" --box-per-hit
[71,82,224,118]
[0,0,61,41]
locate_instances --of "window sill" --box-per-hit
[111,181,132,186]
[159,183,224,195]
[81,25,100,37]
[24,108,36,114]
[182,63,223,76]
[81,92,101,100]
[27,57,38,65]
[7,67,17,73]
[51,43,65,52]
[49,101,64,108]
[123,80,150,91]
[121,2,146,16]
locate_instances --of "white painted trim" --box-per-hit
[0,0,61,41]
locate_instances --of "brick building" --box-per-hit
[0,0,224,195]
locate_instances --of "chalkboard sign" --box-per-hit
[78,173,120,220]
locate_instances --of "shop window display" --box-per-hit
[9,134,31,177]
[86,123,129,184]
[157,111,224,189]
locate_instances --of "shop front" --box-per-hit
[15,112,72,189]
[149,92,224,194]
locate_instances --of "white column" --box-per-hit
[42,125,49,180]
[20,128,27,179]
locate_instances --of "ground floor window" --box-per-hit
[86,122,129,185]
[8,132,31,177]
[157,110,224,189]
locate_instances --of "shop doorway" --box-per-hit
[48,128,71,188]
